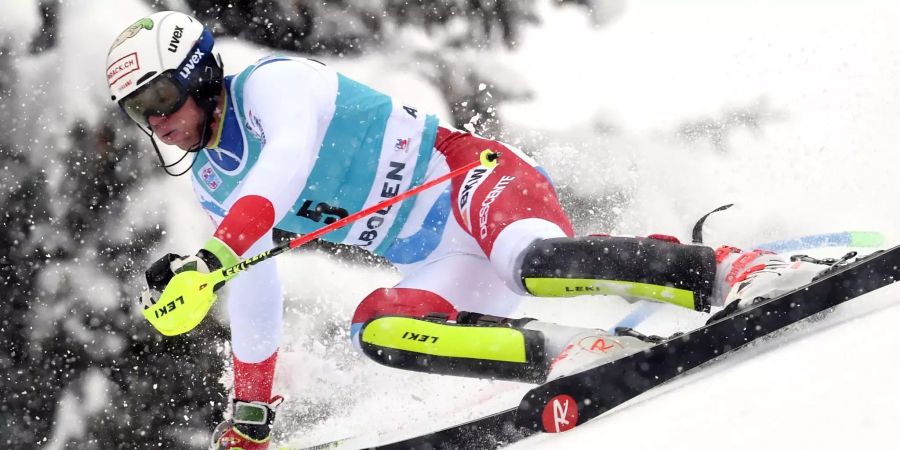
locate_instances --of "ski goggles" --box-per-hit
[118,28,217,125]
[118,71,190,124]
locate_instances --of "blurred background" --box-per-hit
[1,0,899,448]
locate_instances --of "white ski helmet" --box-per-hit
[106,11,223,135]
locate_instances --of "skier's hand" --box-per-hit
[139,238,240,308]
[140,253,209,308]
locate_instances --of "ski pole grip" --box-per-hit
[480,149,500,168]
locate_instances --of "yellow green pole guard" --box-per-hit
[143,269,229,336]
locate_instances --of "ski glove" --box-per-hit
[140,237,240,308]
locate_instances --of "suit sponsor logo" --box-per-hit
[207,145,244,173]
[402,105,418,118]
[246,110,267,145]
[357,161,406,247]
[478,175,515,239]
[457,166,490,231]
[199,163,221,191]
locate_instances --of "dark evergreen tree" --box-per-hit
[2,13,228,446]
[0,30,61,446]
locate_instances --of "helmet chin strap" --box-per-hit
[190,107,216,152]
[136,54,224,177]
[192,68,227,152]
[137,122,199,177]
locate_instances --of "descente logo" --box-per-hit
[478,175,515,239]
[457,166,491,232]
[180,48,205,79]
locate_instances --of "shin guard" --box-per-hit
[520,236,716,311]
[358,313,548,383]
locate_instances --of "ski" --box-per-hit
[279,435,358,450]
[373,245,900,449]
[516,245,900,433]
[373,408,527,449]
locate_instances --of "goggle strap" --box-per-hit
[175,28,217,84]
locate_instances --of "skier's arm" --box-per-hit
[205,60,331,262]
[144,61,332,297]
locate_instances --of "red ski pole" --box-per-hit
[227,149,500,274]
[145,150,500,336]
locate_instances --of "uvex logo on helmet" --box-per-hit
[180,48,205,79]
[168,25,184,53]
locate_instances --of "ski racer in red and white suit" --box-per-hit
[109,12,835,450]
[187,56,580,396]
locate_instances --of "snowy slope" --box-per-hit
[266,2,900,449]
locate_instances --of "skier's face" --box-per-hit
[147,97,205,150]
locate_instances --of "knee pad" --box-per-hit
[351,288,458,324]
[350,288,458,348]
[520,236,716,311]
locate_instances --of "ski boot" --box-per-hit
[359,311,655,383]
[210,396,283,450]
[524,320,655,380]
[709,250,856,323]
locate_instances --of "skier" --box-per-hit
[107,11,837,450]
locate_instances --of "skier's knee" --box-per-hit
[519,235,717,311]
[349,288,457,352]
